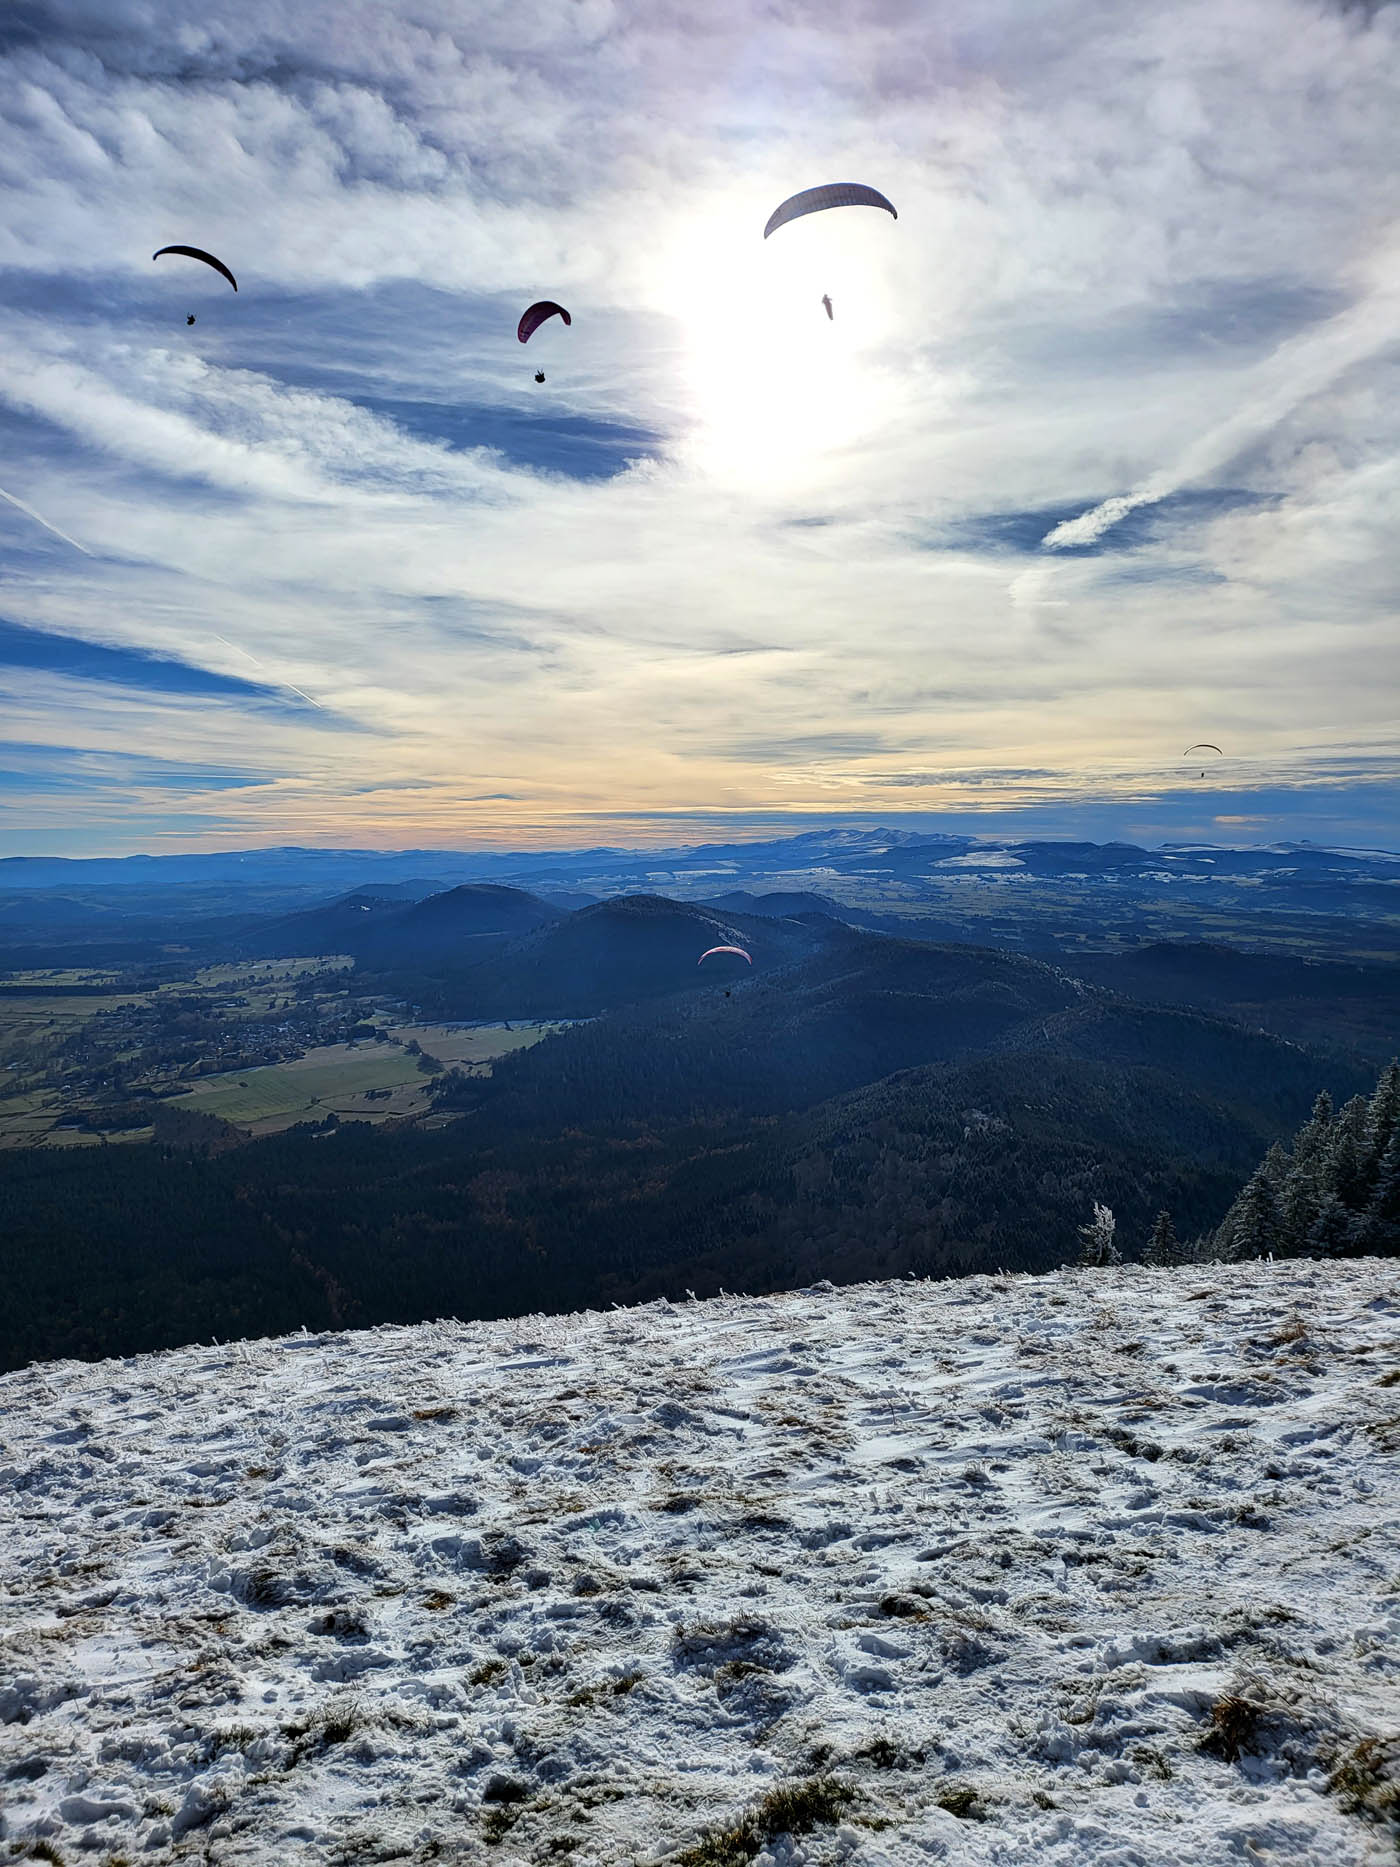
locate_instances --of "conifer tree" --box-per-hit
[1368,1061,1400,1159]
[1075,1201,1120,1267]
[1142,1209,1182,1267]
[1213,1066,1400,1267]
[1295,1090,1334,1168]
[1226,1170,1279,1261]
[1306,1189,1353,1258]
[1261,1140,1290,1189]
[1326,1104,1371,1218]
[1352,1126,1400,1256]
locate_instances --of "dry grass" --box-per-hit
[1327,1733,1400,1833]
[1199,1692,1263,1763]
[672,1777,857,1867]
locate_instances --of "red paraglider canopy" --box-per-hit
[698,945,753,966]
[518,301,572,343]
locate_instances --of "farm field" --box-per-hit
[386,1019,569,1068]
[177,1042,427,1131]
[176,1023,558,1134]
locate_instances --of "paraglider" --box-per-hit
[1184,743,1224,780]
[518,301,571,343]
[763,183,897,241]
[152,246,238,292]
[821,294,833,320]
[519,301,571,384]
[186,314,196,326]
[698,945,753,967]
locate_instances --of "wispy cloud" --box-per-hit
[1043,245,1400,551]
[0,483,91,554]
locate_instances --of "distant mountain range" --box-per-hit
[3,825,1397,899]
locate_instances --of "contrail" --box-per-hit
[0,485,92,555]
[213,632,264,668]
[214,632,323,709]
[1043,255,1400,552]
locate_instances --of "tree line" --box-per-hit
[1077,1059,1399,1266]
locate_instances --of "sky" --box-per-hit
[0,0,1398,857]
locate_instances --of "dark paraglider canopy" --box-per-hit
[152,246,238,291]
[698,944,753,967]
[763,183,897,240]
[1184,743,1224,778]
[518,301,572,344]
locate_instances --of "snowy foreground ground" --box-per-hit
[2,1261,1398,1866]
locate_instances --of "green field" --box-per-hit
[180,1023,560,1132]
[180,1043,427,1129]
[388,1021,566,1067]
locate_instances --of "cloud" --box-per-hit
[1043,247,1400,550]
[0,482,91,554]
[0,0,1398,852]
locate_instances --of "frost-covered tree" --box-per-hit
[1142,1209,1184,1267]
[1075,1201,1120,1267]
[1327,1095,1373,1216]
[1306,1189,1353,1258]
[1352,1126,1400,1256]
[1223,1169,1280,1262]
[1368,1061,1400,1159]
[1212,1065,1400,1267]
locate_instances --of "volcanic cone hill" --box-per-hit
[401,894,821,1020]
[239,883,560,961]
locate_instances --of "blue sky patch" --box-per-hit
[0,617,321,713]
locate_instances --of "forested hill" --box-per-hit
[0,927,1377,1373]
[443,932,1363,1134]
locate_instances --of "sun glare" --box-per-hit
[650,201,904,492]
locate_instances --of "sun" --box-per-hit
[647,198,905,493]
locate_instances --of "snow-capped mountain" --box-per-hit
[1,1260,1396,1865]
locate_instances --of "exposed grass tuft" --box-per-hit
[565,1670,643,1708]
[1327,1733,1400,1834]
[673,1776,857,1866]
[853,1736,924,1771]
[1199,1692,1262,1763]
[933,1783,987,1821]
[1266,1315,1309,1348]
[281,1694,364,1766]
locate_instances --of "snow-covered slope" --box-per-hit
[1,1261,1396,1866]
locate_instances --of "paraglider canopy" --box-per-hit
[153,246,238,291]
[698,944,753,966]
[1184,743,1224,778]
[763,183,897,240]
[518,301,572,344]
